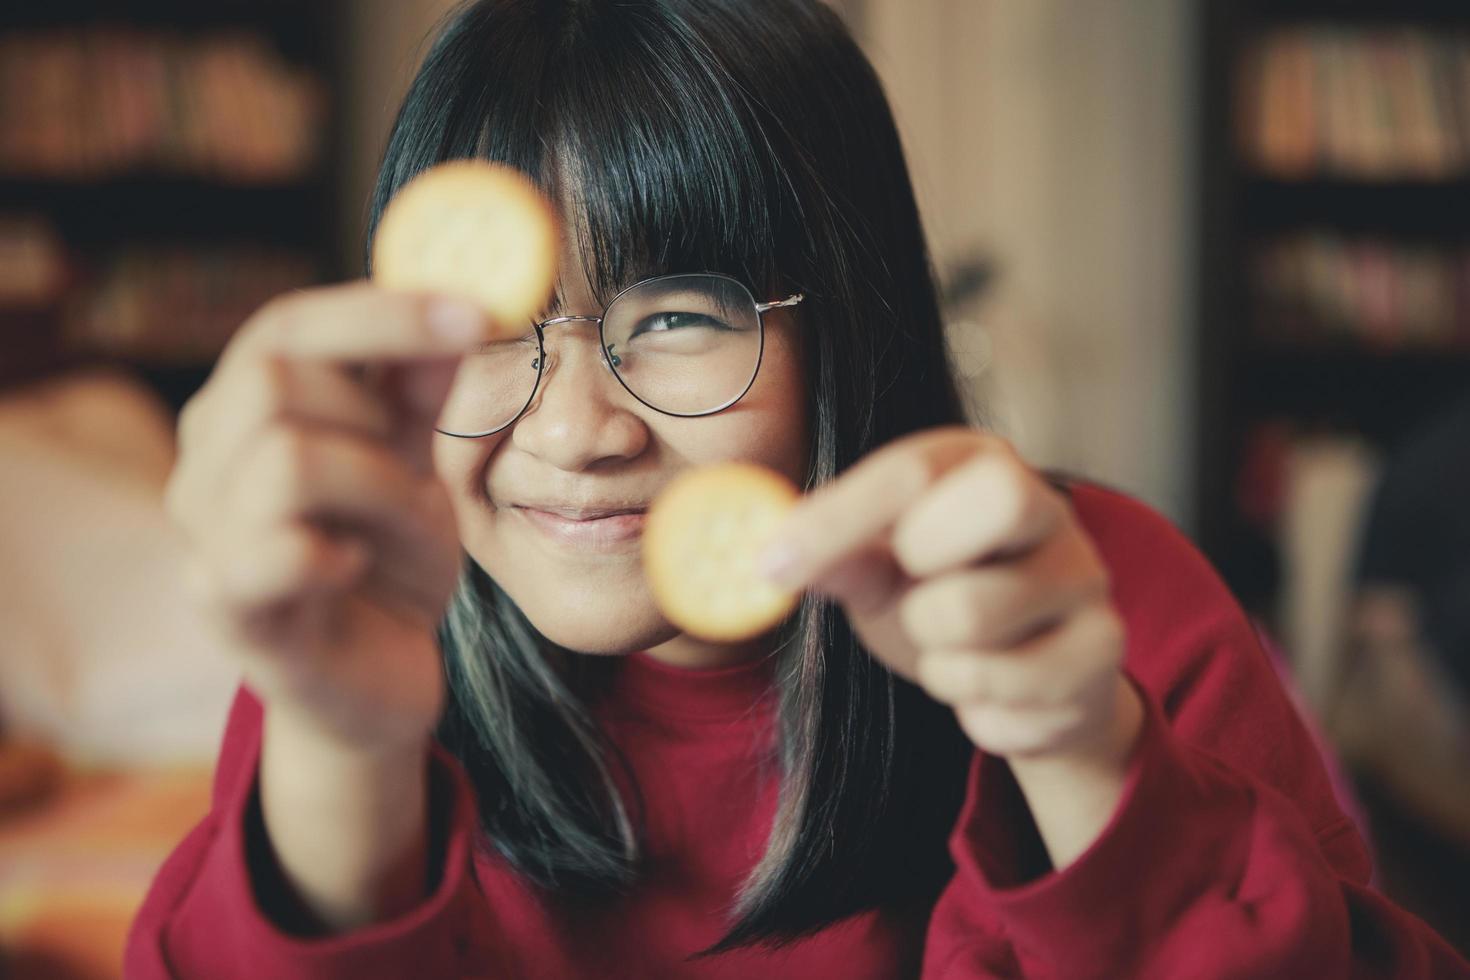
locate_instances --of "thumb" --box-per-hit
[809,542,908,619]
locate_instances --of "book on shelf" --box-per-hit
[1252,231,1470,350]
[1278,432,1381,711]
[1,214,319,363]
[0,214,68,308]
[1240,27,1470,181]
[61,244,319,363]
[0,27,326,184]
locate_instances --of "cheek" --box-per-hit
[660,325,809,482]
[431,429,504,519]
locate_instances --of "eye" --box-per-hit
[628,311,729,338]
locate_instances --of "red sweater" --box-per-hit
[125,482,1469,978]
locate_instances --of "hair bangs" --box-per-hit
[542,6,788,305]
[367,1,791,309]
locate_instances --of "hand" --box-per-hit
[765,427,1141,767]
[166,280,490,753]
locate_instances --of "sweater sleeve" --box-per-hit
[920,483,1470,979]
[123,686,493,980]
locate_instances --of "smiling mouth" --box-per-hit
[512,504,648,550]
[517,504,647,521]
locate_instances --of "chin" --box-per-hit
[501,579,679,655]
[533,617,680,656]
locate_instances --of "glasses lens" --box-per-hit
[435,330,541,437]
[602,274,762,416]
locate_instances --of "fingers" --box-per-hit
[171,357,396,523]
[185,523,373,612]
[891,450,1065,578]
[766,426,1059,601]
[897,530,1107,650]
[170,280,482,525]
[219,426,447,551]
[177,424,456,622]
[912,602,1126,710]
[765,426,983,588]
[163,281,482,649]
[925,602,1128,760]
[182,354,394,453]
[807,541,910,619]
[226,280,495,364]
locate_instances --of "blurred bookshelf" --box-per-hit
[1198,0,1470,619]
[0,0,345,412]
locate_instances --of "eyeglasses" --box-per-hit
[434,272,804,438]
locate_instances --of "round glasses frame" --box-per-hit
[434,272,805,438]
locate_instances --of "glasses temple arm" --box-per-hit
[755,293,804,314]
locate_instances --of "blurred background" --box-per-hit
[1,1,1467,976]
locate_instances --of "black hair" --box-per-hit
[366,0,979,956]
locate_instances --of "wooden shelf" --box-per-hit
[0,346,216,413]
[0,2,334,45]
[1239,0,1470,28]
[0,174,320,193]
[1242,342,1470,363]
[0,177,328,248]
[1241,178,1470,237]
[1232,346,1470,445]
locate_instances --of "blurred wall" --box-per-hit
[341,0,1200,525]
[339,0,461,274]
[852,0,1198,524]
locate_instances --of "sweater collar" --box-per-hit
[610,649,778,724]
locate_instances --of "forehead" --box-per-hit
[532,154,779,322]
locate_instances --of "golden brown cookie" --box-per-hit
[643,462,801,642]
[372,160,558,333]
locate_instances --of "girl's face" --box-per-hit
[432,233,810,665]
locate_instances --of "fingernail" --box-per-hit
[758,540,801,588]
[426,298,485,343]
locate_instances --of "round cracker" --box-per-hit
[643,462,801,643]
[372,160,558,335]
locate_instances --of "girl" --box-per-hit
[126,1,1467,977]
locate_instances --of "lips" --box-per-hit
[515,503,647,521]
[510,502,649,551]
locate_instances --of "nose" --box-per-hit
[509,318,649,471]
